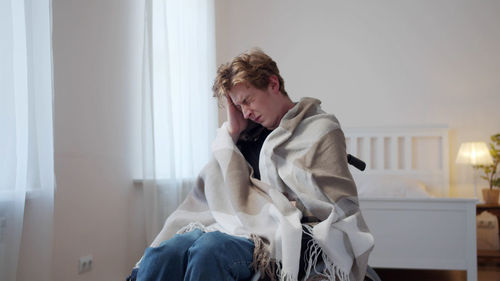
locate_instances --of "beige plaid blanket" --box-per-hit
[144,97,374,281]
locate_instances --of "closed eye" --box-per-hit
[235,96,252,112]
[230,98,242,111]
[242,97,252,106]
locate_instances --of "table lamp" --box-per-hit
[456,142,493,198]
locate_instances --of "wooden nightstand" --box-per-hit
[477,204,500,264]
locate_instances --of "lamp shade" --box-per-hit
[456,142,493,166]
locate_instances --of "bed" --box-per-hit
[344,127,477,281]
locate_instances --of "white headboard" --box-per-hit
[343,126,450,197]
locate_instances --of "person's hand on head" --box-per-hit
[226,95,248,143]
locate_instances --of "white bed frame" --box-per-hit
[344,127,477,281]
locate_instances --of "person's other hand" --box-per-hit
[226,95,248,142]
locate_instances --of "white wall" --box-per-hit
[12,2,500,280]
[17,1,145,280]
[215,0,500,197]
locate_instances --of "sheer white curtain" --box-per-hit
[0,0,54,280]
[142,0,217,243]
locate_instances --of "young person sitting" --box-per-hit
[129,48,374,281]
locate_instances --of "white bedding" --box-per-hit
[344,127,477,281]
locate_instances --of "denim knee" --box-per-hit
[185,231,254,281]
[148,229,204,260]
[137,229,204,281]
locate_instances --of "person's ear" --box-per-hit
[268,75,280,94]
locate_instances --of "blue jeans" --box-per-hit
[136,229,255,281]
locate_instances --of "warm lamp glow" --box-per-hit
[456,142,493,166]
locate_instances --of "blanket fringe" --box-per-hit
[302,225,350,281]
[176,224,350,281]
[251,251,295,281]
[250,235,295,281]
[250,234,278,281]
[178,224,282,281]
[275,261,297,281]
[176,221,214,234]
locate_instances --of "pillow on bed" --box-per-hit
[355,176,432,198]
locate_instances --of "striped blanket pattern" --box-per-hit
[144,97,374,281]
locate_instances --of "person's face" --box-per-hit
[228,81,283,130]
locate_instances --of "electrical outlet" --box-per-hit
[78,255,93,274]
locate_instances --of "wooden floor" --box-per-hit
[373,264,500,281]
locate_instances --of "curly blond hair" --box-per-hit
[212,48,287,102]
